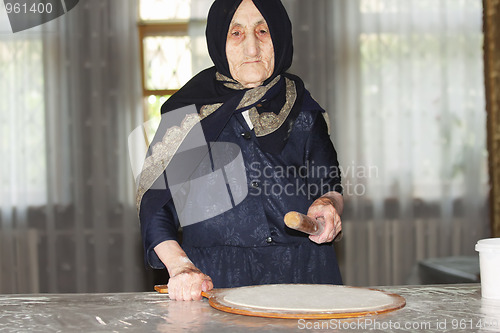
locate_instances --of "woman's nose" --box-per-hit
[243,33,259,57]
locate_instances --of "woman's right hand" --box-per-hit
[154,240,214,301]
[167,266,213,301]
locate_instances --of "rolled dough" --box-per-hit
[222,284,395,312]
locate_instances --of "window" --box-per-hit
[357,0,485,200]
[138,0,212,137]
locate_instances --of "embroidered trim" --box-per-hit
[216,72,246,90]
[249,78,297,137]
[136,113,201,209]
[236,75,281,110]
[201,73,281,120]
[200,103,223,118]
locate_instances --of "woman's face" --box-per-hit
[226,0,275,88]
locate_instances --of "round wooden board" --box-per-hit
[204,284,406,320]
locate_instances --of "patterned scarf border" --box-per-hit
[136,73,298,210]
[136,113,200,210]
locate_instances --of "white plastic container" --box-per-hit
[475,238,500,299]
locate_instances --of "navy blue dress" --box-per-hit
[142,90,343,288]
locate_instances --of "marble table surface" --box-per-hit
[0,284,499,332]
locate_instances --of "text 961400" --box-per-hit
[5,2,53,14]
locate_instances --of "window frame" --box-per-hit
[138,20,189,97]
[137,18,190,123]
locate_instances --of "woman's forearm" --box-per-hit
[154,240,198,277]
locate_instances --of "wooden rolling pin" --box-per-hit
[154,285,212,298]
[284,211,343,241]
[155,284,170,294]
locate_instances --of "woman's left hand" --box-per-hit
[307,191,344,244]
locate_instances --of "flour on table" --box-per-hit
[222,284,395,312]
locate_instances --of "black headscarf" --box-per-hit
[160,0,299,115]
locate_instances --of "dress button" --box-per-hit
[251,180,260,188]
[241,131,251,139]
[266,236,273,243]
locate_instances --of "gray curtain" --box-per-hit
[283,0,489,286]
[0,0,146,293]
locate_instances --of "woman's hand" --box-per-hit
[167,266,213,301]
[307,191,344,244]
[154,240,214,301]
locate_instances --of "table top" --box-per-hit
[0,284,499,332]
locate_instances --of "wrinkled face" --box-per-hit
[226,0,275,88]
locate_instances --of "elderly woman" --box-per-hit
[138,0,344,301]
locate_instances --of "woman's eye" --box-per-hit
[232,31,241,37]
[256,27,269,37]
